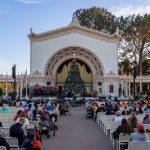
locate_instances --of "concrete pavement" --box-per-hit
[41,106,113,150]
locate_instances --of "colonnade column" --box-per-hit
[129,81,131,97]
[20,80,23,100]
[5,80,8,96]
[121,80,123,97]
[140,81,142,94]
[115,80,118,97]
[125,81,128,96]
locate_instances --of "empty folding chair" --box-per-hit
[128,141,150,150]
[118,133,130,150]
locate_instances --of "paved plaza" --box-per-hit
[42,106,113,150]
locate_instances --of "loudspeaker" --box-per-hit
[47,82,51,85]
[98,82,102,86]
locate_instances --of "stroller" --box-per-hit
[86,106,94,119]
[39,115,56,138]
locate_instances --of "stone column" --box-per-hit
[5,81,8,96]
[140,81,142,94]
[17,82,19,98]
[20,80,23,100]
[129,81,131,97]
[121,80,123,97]
[115,80,118,97]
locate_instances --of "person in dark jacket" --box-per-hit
[0,136,10,150]
[9,117,31,150]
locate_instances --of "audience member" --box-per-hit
[128,112,138,128]
[13,110,22,122]
[122,106,129,115]
[130,124,149,141]
[142,114,150,124]
[10,117,31,150]
[114,111,122,124]
[113,118,133,140]
[0,136,10,150]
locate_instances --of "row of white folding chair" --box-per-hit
[144,124,150,129]
[4,137,19,150]
[126,141,150,150]
[117,133,150,150]
[0,127,10,137]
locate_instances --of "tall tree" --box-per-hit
[119,57,132,75]
[118,14,150,75]
[73,7,117,34]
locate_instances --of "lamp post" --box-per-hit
[133,63,136,100]
[12,64,16,100]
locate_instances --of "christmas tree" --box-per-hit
[64,59,86,96]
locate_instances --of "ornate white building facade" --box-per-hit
[1,21,150,99]
[28,21,121,97]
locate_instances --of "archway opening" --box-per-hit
[56,59,92,85]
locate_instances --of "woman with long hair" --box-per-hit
[113,118,133,140]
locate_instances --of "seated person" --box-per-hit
[128,112,138,128]
[0,136,10,150]
[138,107,143,114]
[13,110,22,122]
[142,114,150,124]
[16,112,29,126]
[130,124,149,141]
[122,106,129,115]
[114,111,122,124]
[113,118,133,140]
[10,117,31,150]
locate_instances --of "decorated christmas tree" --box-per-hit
[64,59,86,96]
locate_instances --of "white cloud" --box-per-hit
[15,0,51,4]
[110,5,150,17]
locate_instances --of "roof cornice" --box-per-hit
[28,23,121,42]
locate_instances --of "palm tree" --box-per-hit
[119,58,132,75]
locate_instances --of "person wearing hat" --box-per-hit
[130,124,149,141]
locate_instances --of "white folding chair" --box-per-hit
[128,141,150,150]
[29,121,39,128]
[4,137,19,149]
[0,146,7,150]
[118,133,130,150]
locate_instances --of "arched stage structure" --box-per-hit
[1,19,150,99]
[28,20,120,96]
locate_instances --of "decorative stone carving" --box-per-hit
[107,71,116,76]
[33,71,42,77]
[45,47,104,77]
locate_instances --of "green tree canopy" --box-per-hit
[118,14,150,75]
[73,7,117,34]
[73,7,150,76]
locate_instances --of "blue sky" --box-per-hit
[0,0,150,75]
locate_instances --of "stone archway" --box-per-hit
[45,47,104,80]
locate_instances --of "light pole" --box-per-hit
[133,63,136,100]
[12,64,16,100]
